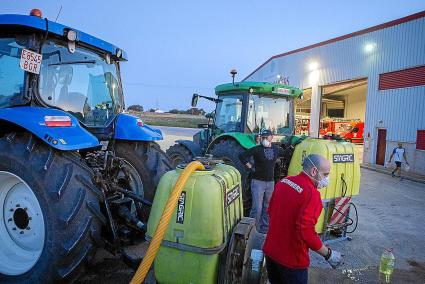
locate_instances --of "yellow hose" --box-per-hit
[130,161,205,284]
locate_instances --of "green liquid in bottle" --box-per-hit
[379,248,395,283]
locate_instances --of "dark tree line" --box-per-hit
[127,105,205,115]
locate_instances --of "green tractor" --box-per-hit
[166,76,304,211]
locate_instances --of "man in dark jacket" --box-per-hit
[263,154,343,284]
[239,129,279,233]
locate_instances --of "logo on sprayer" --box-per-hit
[176,191,186,224]
[333,154,355,163]
[226,185,240,207]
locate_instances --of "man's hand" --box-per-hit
[325,248,343,269]
[246,162,252,169]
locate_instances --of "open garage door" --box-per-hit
[294,88,312,135]
[321,79,367,162]
[295,79,367,162]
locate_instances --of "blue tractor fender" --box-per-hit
[0,106,100,150]
[175,140,202,157]
[114,113,163,141]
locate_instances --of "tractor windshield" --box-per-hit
[0,37,26,108]
[247,95,291,135]
[214,94,243,132]
[39,40,123,127]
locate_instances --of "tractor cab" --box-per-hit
[39,39,124,129]
[0,12,134,141]
[189,81,303,155]
[213,82,302,137]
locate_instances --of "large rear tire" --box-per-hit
[114,141,173,221]
[210,139,252,216]
[166,143,194,168]
[0,133,104,283]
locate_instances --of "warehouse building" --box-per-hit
[244,11,425,174]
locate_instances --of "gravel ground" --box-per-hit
[78,128,425,283]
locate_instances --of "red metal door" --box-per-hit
[376,129,387,165]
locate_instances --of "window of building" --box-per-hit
[417,130,425,150]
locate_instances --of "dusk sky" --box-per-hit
[3,1,425,112]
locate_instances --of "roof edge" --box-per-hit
[243,10,425,81]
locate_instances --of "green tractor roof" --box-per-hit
[215,81,303,98]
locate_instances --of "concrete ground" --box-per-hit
[78,127,425,283]
[309,168,425,283]
[155,126,198,151]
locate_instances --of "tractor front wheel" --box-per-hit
[0,133,103,283]
[115,141,173,221]
[166,143,194,168]
[210,139,252,216]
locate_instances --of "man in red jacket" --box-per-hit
[263,154,343,284]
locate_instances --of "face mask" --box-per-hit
[262,139,271,147]
[316,174,329,189]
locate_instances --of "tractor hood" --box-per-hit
[0,14,127,60]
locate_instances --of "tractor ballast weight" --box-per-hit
[0,12,172,283]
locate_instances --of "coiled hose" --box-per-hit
[130,161,205,284]
[339,176,358,233]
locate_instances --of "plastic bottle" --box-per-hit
[379,248,395,283]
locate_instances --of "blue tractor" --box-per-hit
[0,10,172,282]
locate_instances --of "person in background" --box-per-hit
[263,154,343,284]
[388,142,409,180]
[239,129,280,234]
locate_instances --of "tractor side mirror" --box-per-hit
[191,94,199,108]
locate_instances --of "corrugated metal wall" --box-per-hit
[245,16,425,166]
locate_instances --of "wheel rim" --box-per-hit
[118,160,144,214]
[0,171,45,276]
[118,160,144,197]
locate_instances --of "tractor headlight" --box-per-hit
[116,48,122,58]
[66,30,77,42]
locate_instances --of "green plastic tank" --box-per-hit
[288,138,361,233]
[146,163,243,284]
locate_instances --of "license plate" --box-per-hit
[275,87,290,95]
[333,154,354,163]
[20,49,42,74]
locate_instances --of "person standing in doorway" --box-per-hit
[388,142,409,180]
[263,154,343,284]
[239,129,280,234]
